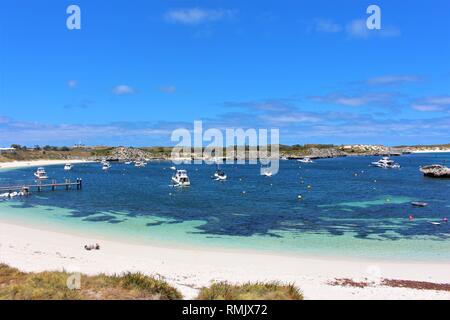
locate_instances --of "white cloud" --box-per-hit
[112,85,135,95]
[159,85,177,94]
[367,75,421,86]
[310,93,397,107]
[346,19,400,39]
[411,95,450,112]
[164,8,236,25]
[67,80,77,88]
[412,105,446,112]
[311,19,342,33]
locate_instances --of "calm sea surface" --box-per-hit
[1,153,449,261]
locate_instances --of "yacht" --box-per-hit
[34,167,48,179]
[64,163,73,171]
[135,160,146,168]
[371,157,400,169]
[172,170,191,187]
[298,157,314,163]
[214,170,227,181]
[124,161,132,165]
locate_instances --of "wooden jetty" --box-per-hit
[0,178,82,195]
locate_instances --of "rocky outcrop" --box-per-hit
[420,165,450,178]
[108,147,149,160]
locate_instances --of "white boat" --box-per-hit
[262,168,273,177]
[34,167,48,179]
[102,162,111,170]
[170,166,176,170]
[172,170,191,187]
[64,163,73,171]
[298,157,314,163]
[124,161,132,165]
[371,157,400,169]
[214,170,227,181]
[213,162,227,181]
[135,161,146,168]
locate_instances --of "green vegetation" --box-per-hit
[196,281,303,300]
[0,264,182,300]
[89,147,115,157]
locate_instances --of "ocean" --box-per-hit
[1,153,449,261]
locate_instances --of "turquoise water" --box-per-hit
[1,154,450,261]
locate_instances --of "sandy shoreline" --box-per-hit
[0,221,449,300]
[0,159,94,170]
[410,149,450,154]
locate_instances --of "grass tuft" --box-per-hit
[196,281,303,300]
[0,264,182,300]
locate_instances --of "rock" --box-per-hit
[420,165,450,178]
[107,147,149,161]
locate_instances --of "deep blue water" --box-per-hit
[1,154,449,241]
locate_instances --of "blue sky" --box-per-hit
[0,0,449,146]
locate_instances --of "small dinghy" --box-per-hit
[411,202,428,207]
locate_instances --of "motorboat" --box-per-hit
[214,170,227,181]
[135,160,146,168]
[102,162,111,170]
[124,161,132,165]
[64,163,73,171]
[262,168,273,177]
[371,157,400,169]
[213,161,227,181]
[170,166,176,170]
[34,167,48,179]
[298,157,314,163]
[172,170,191,187]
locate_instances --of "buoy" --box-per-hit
[386,198,391,202]
[409,215,414,221]
[443,217,448,223]
[242,191,246,194]
[307,185,312,189]
[297,195,302,200]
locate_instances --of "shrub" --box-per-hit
[196,281,303,300]
[0,264,182,300]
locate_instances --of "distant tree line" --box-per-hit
[10,144,71,151]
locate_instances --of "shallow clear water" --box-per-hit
[1,154,450,261]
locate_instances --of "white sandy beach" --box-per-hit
[0,221,449,300]
[0,159,93,170]
[410,149,450,154]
